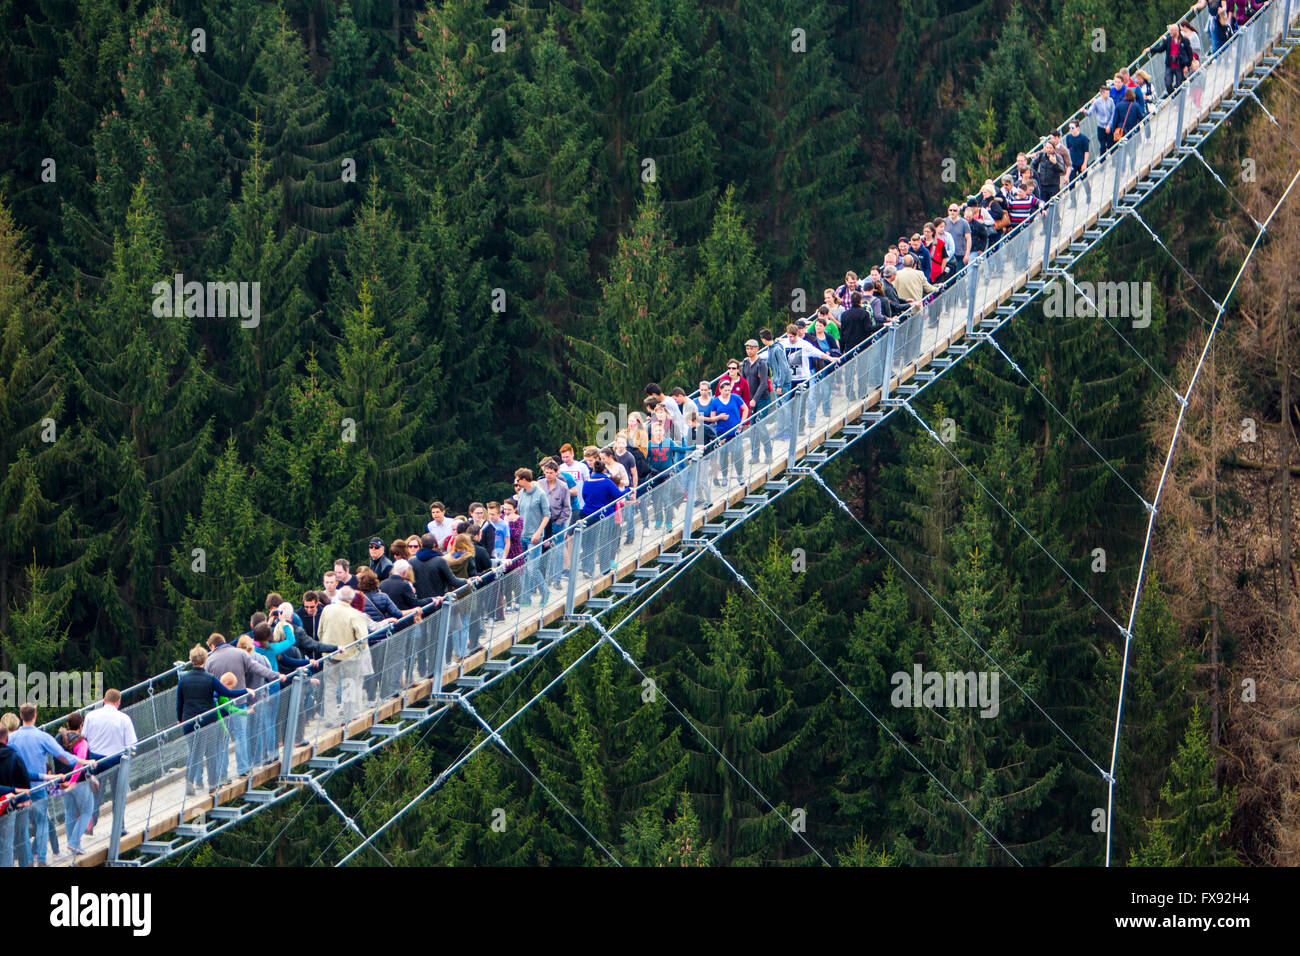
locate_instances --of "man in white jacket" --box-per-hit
[318,588,373,728]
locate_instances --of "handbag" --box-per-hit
[1113,103,1135,142]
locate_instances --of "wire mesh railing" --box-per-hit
[8,0,1293,867]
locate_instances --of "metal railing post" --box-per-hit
[278,674,306,776]
[1233,24,1244,91]
[1041,201,1057,271]
[434,595,454,686]
[881,322,898,401]
[787,389,806,469]
[965,258,980,337]
[1175,81,1187,147]
[565,522,583,613]
[683,452,700,541]
[108,752,132,864]
[1112,140,1125,209]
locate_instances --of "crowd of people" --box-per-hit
[1,694,137,865]
[0,2,1266,866]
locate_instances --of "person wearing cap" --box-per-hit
[367,537,393,581]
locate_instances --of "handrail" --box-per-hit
[21,1,1293,863]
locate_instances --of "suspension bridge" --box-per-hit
[21,1,1300,867]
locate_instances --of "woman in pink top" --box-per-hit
[56,712,94,857]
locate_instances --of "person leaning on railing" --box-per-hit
[0,723,32,867]
[81,688,136,837]
[8,703,95,867]
[317,588,375,726]
[178,646,249,797]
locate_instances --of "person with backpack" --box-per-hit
[54,713,94,858]
[8,704,94,866]
[741,339,774,465]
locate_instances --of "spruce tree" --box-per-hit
[1132,705,1237,866]
[683,185,772,382]
[0,201,73,669]
[715,0,867,296]
[66,180,213,670]
[562,184,690,435]
[501,22,597,447]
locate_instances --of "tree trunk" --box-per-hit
[1279,290,1293,620]
[1210,342,1221,773]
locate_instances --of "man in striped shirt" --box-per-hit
[1006,181,1042,228]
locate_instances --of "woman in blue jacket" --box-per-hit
[576,461,625,576]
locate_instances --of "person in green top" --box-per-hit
[211,671,247,790]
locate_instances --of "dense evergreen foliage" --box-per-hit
[0,0,1251,865]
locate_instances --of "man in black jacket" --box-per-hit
[1032,142,1067,201]
[879,266,908,317]
[0,725,31,868]
[1146,24,1193,95]
[838,291,871,354]
[366,537,393,581]
[740,340,773,465]
[410,533,467,602]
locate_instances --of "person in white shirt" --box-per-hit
[81,688,138,833]
[782,323,839,429]
[425,501,458,548]
[557,443,589,516]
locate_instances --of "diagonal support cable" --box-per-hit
[803,471,1108,779]
[335,632,614,866]
[335,541,711,867]
[590,616,834,867]
[305,777,391,866]
[1105,161,1300,867]
[1190,147,1266,231]
[703,539,1028,866]
[1049,270,1181,399]
[459,697,622,866]
[1127,209,1224,318]
[898,399,1127,634]
[985,334,1153,511]
[1244,89,1300,155]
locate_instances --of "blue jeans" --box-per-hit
[254,697,277,765]
[544,521,566,586]
[522,537,547,603]
[64,782,93,853]
[0,808,15,866]
[19,792,49,866]
[748,397,774,461]
[232,712,252,777]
